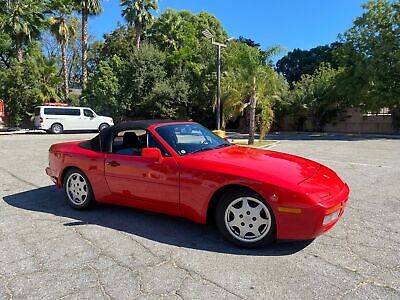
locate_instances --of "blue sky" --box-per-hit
[90,0,366,53]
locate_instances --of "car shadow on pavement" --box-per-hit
[3,185,314,256]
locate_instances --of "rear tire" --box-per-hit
[63,169,95,210]
[50,123,63,134]
[98,123,109,132]
[215,188,276,248]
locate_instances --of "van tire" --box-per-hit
[50,123,63,134]
[99,123,109,132]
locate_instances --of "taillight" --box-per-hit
[40,117,43,123]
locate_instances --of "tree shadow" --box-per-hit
[3,186,314,256]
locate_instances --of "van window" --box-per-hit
[84,109,94,117]
[43,108,81,116]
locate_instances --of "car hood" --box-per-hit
[188,145,321,185]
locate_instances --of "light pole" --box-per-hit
[202,29,227,131]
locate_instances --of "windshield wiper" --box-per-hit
[190,147,213,154]
[190,144,231,155]
[214,143,231,149]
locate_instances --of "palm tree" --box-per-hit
[75,0,102,88]
[0,0,45,63]
[223,42,286,144]
[49,0,76,100]
[148,8,183,51]
[120,0,158,49]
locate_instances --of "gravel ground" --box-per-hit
[0,133,399,300]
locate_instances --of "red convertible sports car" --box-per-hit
[46,120,349,248]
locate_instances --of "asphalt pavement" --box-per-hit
[0,133,399,299]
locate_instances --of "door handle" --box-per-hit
[105,160,120,167]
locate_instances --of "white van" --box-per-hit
[34,106,114,134]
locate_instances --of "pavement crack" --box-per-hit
[338,279,399,299]
[174,273,191,300]
[87,264,113,300]
[0,167,40,188]
[171,260,244,299]
[70,225,140,275]
[306,251,399,294]
[122,232,160,259]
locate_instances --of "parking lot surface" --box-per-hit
[0,133,399,299]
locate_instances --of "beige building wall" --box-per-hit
[277,108,394,134]
[323,108,393,134]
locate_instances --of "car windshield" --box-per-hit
[155,123,231,156]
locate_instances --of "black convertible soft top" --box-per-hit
[80,119,187,153]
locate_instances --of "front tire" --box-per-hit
[63,169,95,210]
[50,123,63,134]
[216,188,276,248]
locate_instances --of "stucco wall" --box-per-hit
[277,108,394,134]
[323,108,393,134]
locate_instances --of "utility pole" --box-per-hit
[202,29,227,131]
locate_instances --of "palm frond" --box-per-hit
[263,45,287,58]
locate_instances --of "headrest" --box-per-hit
[123,132,140,148]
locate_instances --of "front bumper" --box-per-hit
[45,166,61,187]
[276,183,350,240]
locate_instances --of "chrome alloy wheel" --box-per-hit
[224,197,272,243]
[66,173,88,205]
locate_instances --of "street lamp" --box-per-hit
[202,29,227,131]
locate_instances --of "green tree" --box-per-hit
[97,25,137,60]
[0,55,61,125]
[83,43,191,120]
[48,0,76,100]
[224,41,286,144]
[121,43,166,107]
[288,63,345,131]
[142,72,189,118]
[120,0,158,49]
[149,9,228,126]
[0,32,13,68]
[75,0,102,87]
[66,17,85,87]
[148,8,183,51]
[82,55,124,118]
[41,16,83,89]
[0,0,46,63]
[150,9,227,68]
[338,0,400,130]
[276,43,341,84]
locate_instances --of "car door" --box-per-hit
[80,109,97,130]
[64,108,82,130]
[104,131,180,212]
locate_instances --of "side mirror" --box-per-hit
[142,147,163,162]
